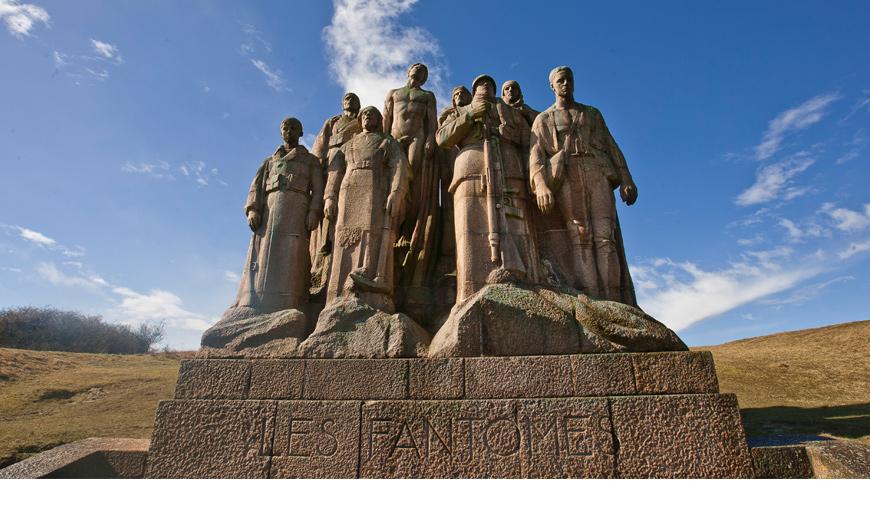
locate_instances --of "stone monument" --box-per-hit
[145,65,755,478]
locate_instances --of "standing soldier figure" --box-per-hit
[324,106,410,313]
[384,63,439,296]
[233,117,324,313]
[309,93,362,297]
[437,74,539,305]
[530,66,638,305]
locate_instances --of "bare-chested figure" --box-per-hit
[383,63,438,295]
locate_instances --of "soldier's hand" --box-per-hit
[306,210,319,231]
[324,198,337,221]
[470,101,488,120]
[536,186,555,214]
[247,210,261,231]
[424,139,435,156]
[620,181,638,206]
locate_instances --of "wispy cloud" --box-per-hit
[826,204,870,232]
[835,129,867,165]
[15,225,55,246]
[0,0,49,38]
[250,58,288,92]
[754,92,840,160]
[778,217,827,243]
[112,287,211,331]
[841,89,870,122]
[90,39,120,60]
[736,152,816,206]
[323,0,449,109]
[634,249,821,331]
[37,261,108,291]
[839,240,870,260]
[122,160,226,186]
[761,276,854,306]
[223,270,240,283]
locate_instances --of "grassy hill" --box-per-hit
[698,320,870,445]
[0,349,189,468]
[1,320,867,468]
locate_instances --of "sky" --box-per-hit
[1,0,868,350]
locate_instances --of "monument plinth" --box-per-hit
[145,352,753,478]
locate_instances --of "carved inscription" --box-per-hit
[360,399,616,478]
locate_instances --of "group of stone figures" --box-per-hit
[202,64,686,358]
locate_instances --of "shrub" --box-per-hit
[0,307,164,354]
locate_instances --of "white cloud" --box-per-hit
[1,266,22,273]
[736,152,816,206]
[839,240,870,260]
[16,225,56,246]
[37,261,108,291]
[635,252,820,332]
[250,58,288,92]
[122,160,174,179]
[90,38,121,62]
[324,0,449,109]
[827,204,870,232]
[0,0,49,38]
[842,90,870,122]
[754,92,840,160]
[736,234,764,246]
[223,270,240,283]
[112,286,211,331]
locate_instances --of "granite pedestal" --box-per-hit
[145,351,754,478]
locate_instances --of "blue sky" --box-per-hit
[1,0,868,350]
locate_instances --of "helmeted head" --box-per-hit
[407,63,428,86]
[452,85,471,108]
[501,80,523,105]
[471,74,497,101]
[280,117,303,145]
[548,66,574,98]
[358,106,383,132]
[342,92,361,115]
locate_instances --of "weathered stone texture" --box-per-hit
[751,446,814,479]
[0,438,149,479]
[408,358,464,399]
[571,353,635,396]
[631,351,719,395]
[174,359,250,400]
[146,400,275,478]
[303,359,407,400]
[464,356,573,399]
[248,359,304,400]
[610,394,753,478]
[270,401,361,478]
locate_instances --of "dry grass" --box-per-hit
[697,320,870,444]
[0,348,189,468]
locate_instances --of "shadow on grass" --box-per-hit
[742,402,870,447]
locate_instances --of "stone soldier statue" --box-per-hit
[501,80,539,132]
[309,92,362,296]
[233,117,324,313]
[437,74,539,304]
[324,106,411,313]
[383,63,439,292]
[432,85,472,301]
[530,66,638,306]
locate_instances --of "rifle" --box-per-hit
[481,109,502,264]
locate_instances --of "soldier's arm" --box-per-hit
[311,117,333,167]
[324,149,346,203]
[436,107,475,149]
[528,114,551,193]
[383,90,395,135]
[596,109,632,184]
[425,92,437,147]
[245,158,269,215]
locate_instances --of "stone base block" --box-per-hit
[145,351,750,478]
[0,438,149,479]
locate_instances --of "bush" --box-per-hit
[0,307,164,354]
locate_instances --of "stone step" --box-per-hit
[176,351,719,401]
